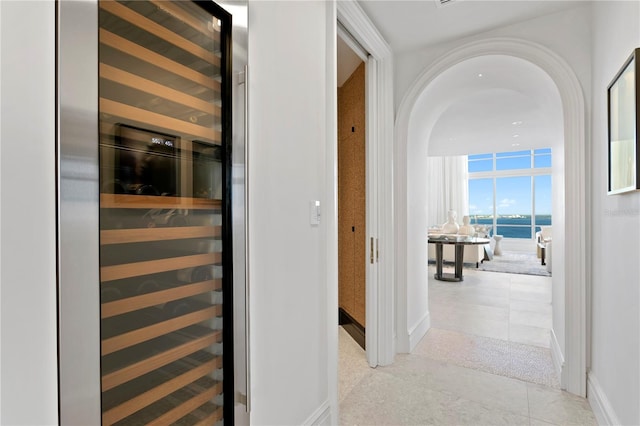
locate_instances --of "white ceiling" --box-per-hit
[422,55,563,156]
[341,0,581,156]
[357,0,585,53]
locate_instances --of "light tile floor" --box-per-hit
[428,265,552,348]
[339,267,597,425]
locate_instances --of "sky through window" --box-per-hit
[467,149,552,238]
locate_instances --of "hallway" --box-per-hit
[339,268,597,425]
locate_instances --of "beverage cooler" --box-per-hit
[57,0,248,424]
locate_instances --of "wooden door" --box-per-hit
[338,62,366,343]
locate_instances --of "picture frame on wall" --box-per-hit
[607,48,640,194]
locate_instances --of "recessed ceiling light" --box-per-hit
[477,73,483,78]
[512,143,520,147]
[512,121,523,126]
[513,134,520,138]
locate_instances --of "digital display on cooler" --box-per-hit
[151,137,174,148]
[113,124,180,196]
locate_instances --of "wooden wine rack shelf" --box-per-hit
[99,63,221,118]
[146,381,220,426]
[149,0,221,40]
[99,0,228,422]
[102,354,222,425]
[102,304,222,355]
[99,29,221,93]
[100,0,220,67]
[101,252,221,282]
[101,226,221,245]
[102,327,222,391]
[100,194,222,210]
[193,406,224,426]
[102,279,222,318]
[100,98,221,143]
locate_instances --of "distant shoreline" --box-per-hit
[471,215,551,239]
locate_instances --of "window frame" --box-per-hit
[467,149,552,240]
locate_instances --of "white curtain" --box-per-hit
[427,156,469,228]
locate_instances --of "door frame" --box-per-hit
[394,37,587,396]
[57,1,102,422]
[337,1,395,367]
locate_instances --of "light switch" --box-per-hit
[310,200,320,225]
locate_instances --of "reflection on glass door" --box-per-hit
[98,1,231,424]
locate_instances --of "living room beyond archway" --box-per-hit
[422,54,561,386]
[394,38,588,396]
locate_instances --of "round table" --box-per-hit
[428,236,491,282]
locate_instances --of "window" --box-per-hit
[496,150,531,171]
[468,153,493,172]
[534,175,552,232]
[468,178,493,228]
[467,149,552,239]
[534,148,552,168]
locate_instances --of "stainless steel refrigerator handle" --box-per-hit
[242,64,251,413]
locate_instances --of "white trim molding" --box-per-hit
[324,2,339,425]
[587,373,622,426]
[408,312,431,352]
[394,37,587,396]
[337,0,395,367]
[303,400,332,426]
[550,328,566,385]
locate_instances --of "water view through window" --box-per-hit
[468,149,552,239]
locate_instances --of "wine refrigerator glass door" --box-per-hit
[59,1,233,423]
[97,1,232,424]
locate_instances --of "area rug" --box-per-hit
[414,328,560,388]
[477,251,551,277]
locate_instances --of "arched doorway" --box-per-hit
[394,38,587,396]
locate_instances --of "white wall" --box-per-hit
[0,1,58,424]
[247,1,336,424]
[589,2,640,424]
[0,2,3,418]
[405,108,430,349]
[0,2,3,419]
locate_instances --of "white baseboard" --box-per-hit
[408,312,431,352]
[303,400,331,426]
[550,328,566,387]
[587,372,621,426]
